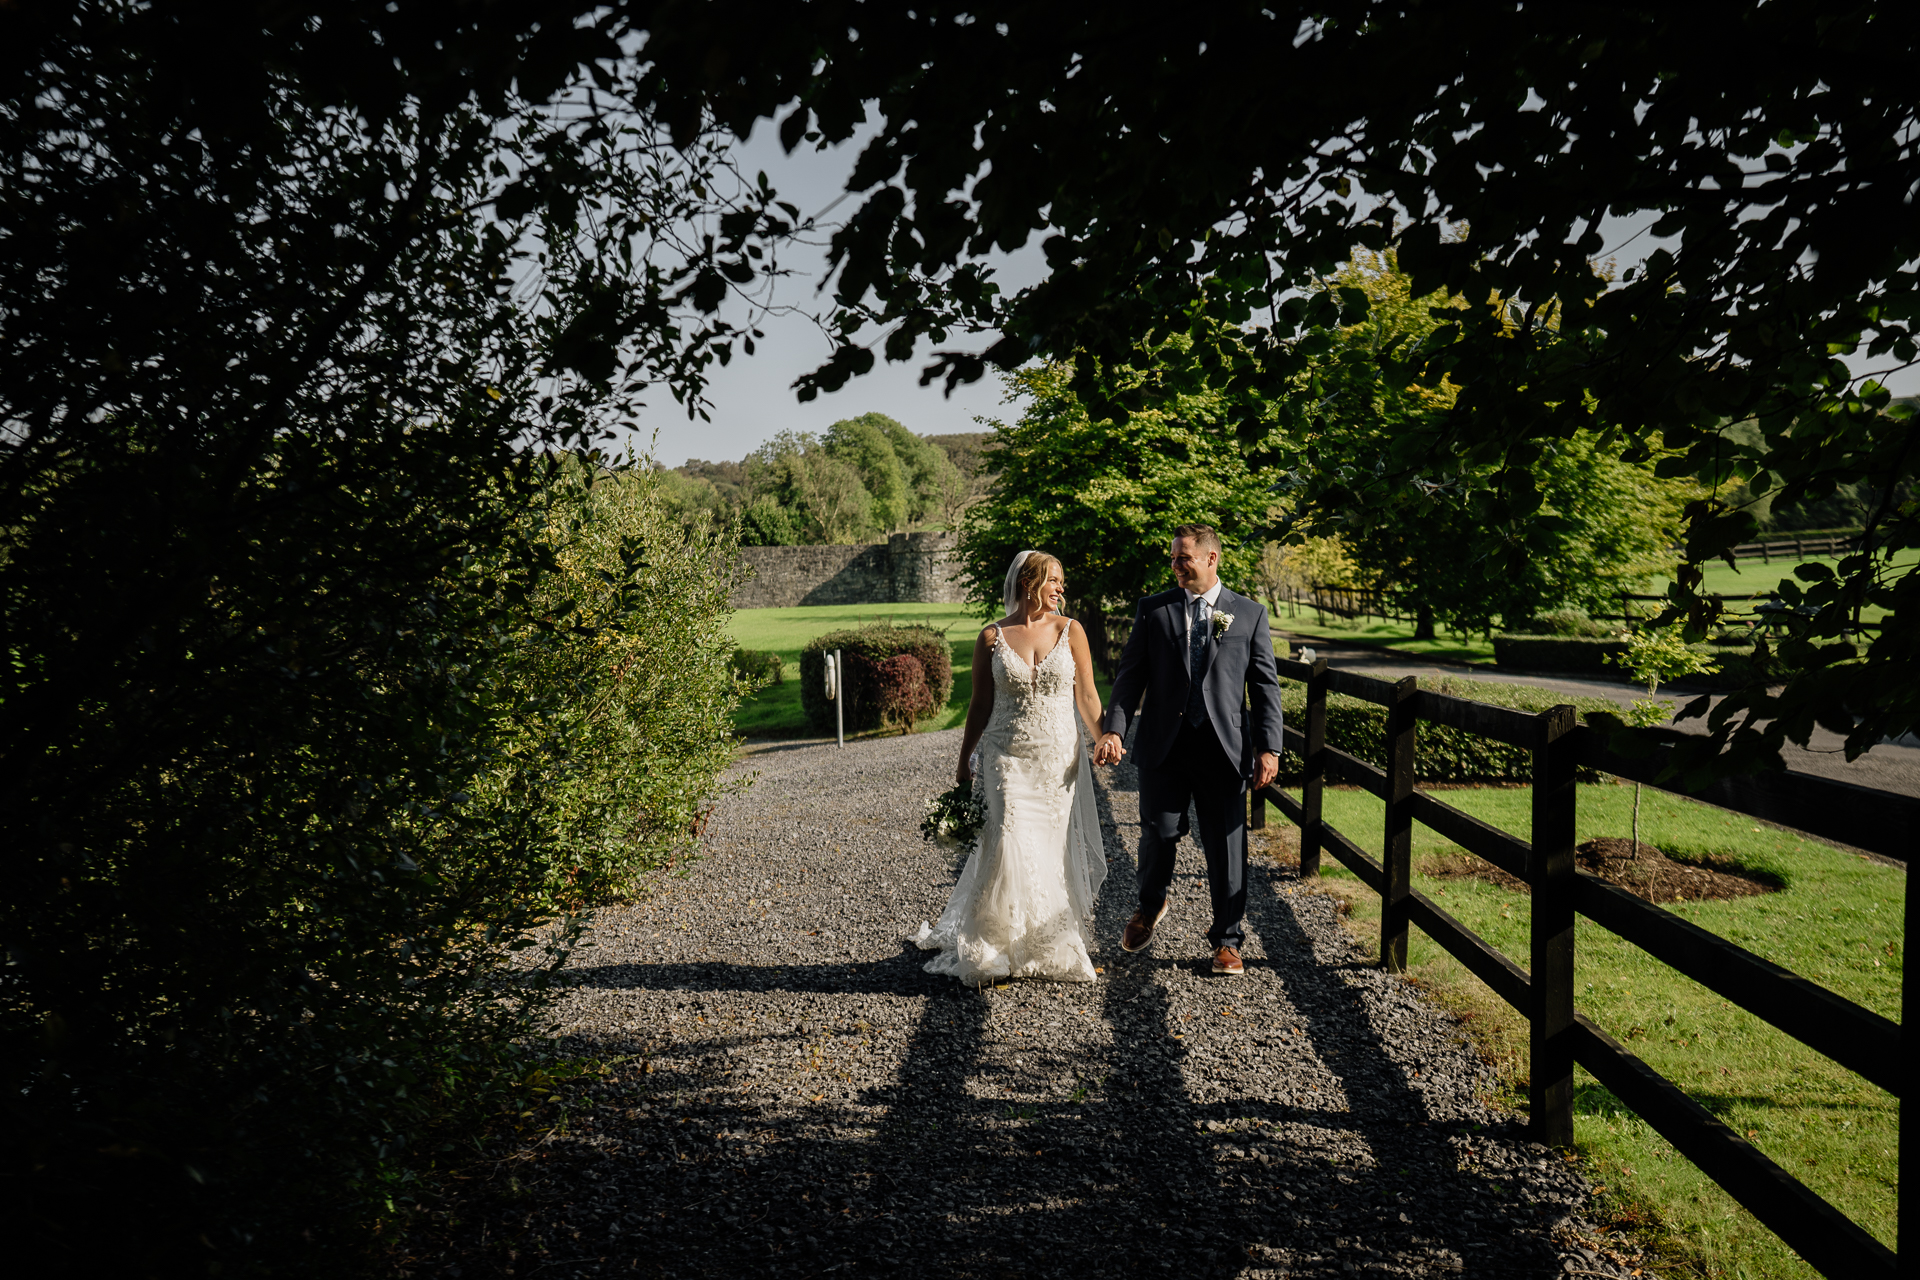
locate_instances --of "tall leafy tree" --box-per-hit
[823,413,913,532]
[868,413,966,525]
[958,349,1278,668]
[1342,433,1695,637]
[747,431,877,543]
[1309,253,1696,637]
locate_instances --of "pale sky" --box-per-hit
[628,127,1918,470]
[626,121,1047,468]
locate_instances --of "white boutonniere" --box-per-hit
[1212,610,1235,637]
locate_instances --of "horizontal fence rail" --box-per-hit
[1252,655,1908,1278]
[1304,583,1412,626]
[1726,533,1860,562]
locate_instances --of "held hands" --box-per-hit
[1093,732,1126,766]
[1252,750,1280,791]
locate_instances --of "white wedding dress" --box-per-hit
[913,629,1108,984]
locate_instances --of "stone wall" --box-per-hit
[731,531,966,609]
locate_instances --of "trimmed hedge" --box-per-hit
[1277,675,1624,784]
[729,646,785,685]
[1492,634,1631,672]
[1684,639,1865,691]
[799,625,955,734]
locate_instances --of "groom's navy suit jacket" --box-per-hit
[1099,585,1285,775]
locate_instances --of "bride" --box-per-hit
[913,550,1113,985]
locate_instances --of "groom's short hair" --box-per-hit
[1171,523,1221,555]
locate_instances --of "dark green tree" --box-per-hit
[868,413,966,525]
[740,494,803,546]
[1308,253,1694,638]
[824,413,913,532]
[958,351,1278,670]
[746,430,877,543]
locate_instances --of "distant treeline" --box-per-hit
[656,412,991,545]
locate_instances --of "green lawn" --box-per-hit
[1261,783,1903,1279]
[1648,544,1920,620]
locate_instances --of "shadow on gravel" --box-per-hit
[422,732,1606,1280]
[531,894,1584,1277]
[561,955,948,997]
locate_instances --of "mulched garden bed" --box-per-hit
[1424,838,1780,904]
[1254,823,1780,905]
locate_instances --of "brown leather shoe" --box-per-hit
[1211,945,1245,977]
[1120,899,1169,952]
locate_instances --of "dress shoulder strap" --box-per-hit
[983,624,1001,647]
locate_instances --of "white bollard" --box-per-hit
[823,648,844,748]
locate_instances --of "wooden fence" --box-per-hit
[1251,655,1913,1278]
[1726,532,1860,563]
[1306,583,1407,626]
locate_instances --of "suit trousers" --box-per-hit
[1135,719,1248,950]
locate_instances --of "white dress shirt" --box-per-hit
[1183,581,1224,646]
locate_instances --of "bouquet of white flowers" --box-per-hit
[920,778,986,851]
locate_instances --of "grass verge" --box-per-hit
[1646,545,1919,620]
[1254,782,1902,1280]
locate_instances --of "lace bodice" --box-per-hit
[983,628,1078,750]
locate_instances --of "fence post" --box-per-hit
[1529,703,1579,1146]
[1381,676,1418,973]
[1903,822,1916,1277]
[1300,656,1328,879]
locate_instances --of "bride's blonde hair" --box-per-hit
[1013,552,1064,613]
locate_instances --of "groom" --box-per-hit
[1094,525,1284,976]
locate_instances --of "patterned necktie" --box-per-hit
[1185,596,1208,726]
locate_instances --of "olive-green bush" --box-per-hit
[476,462,748,909]
[4,454,745,1277]
[1495,631,1864,690]
[1520,607,1617,638]
[730,647,785,685]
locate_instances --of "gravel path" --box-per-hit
[438,728,1643,1279]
